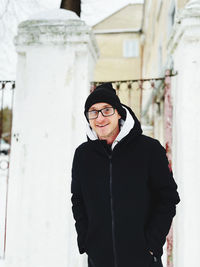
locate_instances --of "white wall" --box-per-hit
[168,1,200,266]
[4,9,98,267]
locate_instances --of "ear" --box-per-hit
[117,111,121,120]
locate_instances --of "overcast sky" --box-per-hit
[0,0,144,81]
[40,0,144,25]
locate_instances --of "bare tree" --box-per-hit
[60,0,81,17]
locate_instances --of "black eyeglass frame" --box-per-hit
[87,107,115,120]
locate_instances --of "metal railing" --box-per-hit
[0,80,15,170]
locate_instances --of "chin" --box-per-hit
[99,135,110,141]
[98,130,109,138]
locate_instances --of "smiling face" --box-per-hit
[88,102,121,144]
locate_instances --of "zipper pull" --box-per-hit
[153,256,158,262]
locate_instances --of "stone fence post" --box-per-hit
[5,9,98,267]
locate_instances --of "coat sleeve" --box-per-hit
[71,149,88,254]
[145,140,180,257]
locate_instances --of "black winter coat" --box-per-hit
[71,106,180,267]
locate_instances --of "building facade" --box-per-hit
[142,1,200,267]
[92,3,143,119]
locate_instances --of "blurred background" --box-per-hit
[0,0,199,267]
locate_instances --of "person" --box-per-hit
[71,83,180,267]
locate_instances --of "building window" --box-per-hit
[123,39,139,58]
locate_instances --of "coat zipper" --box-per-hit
[109,155,118,267]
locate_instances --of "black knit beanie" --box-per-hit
[84,83,126,120]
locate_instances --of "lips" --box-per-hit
[96,124,109,128]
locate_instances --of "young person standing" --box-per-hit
[71,83,180,267]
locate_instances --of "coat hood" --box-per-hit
[86,104,143,149]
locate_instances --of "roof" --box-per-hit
[93,2,143,27]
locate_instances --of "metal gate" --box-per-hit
[91,76,169,121]
[0,80,15,259]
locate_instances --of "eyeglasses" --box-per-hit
[87,107,115,120]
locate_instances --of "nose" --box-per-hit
[95,111,105,122]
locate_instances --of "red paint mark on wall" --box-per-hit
[164,70,173,267]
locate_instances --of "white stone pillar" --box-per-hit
[5,9,98,267]
[168,1,200,267]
